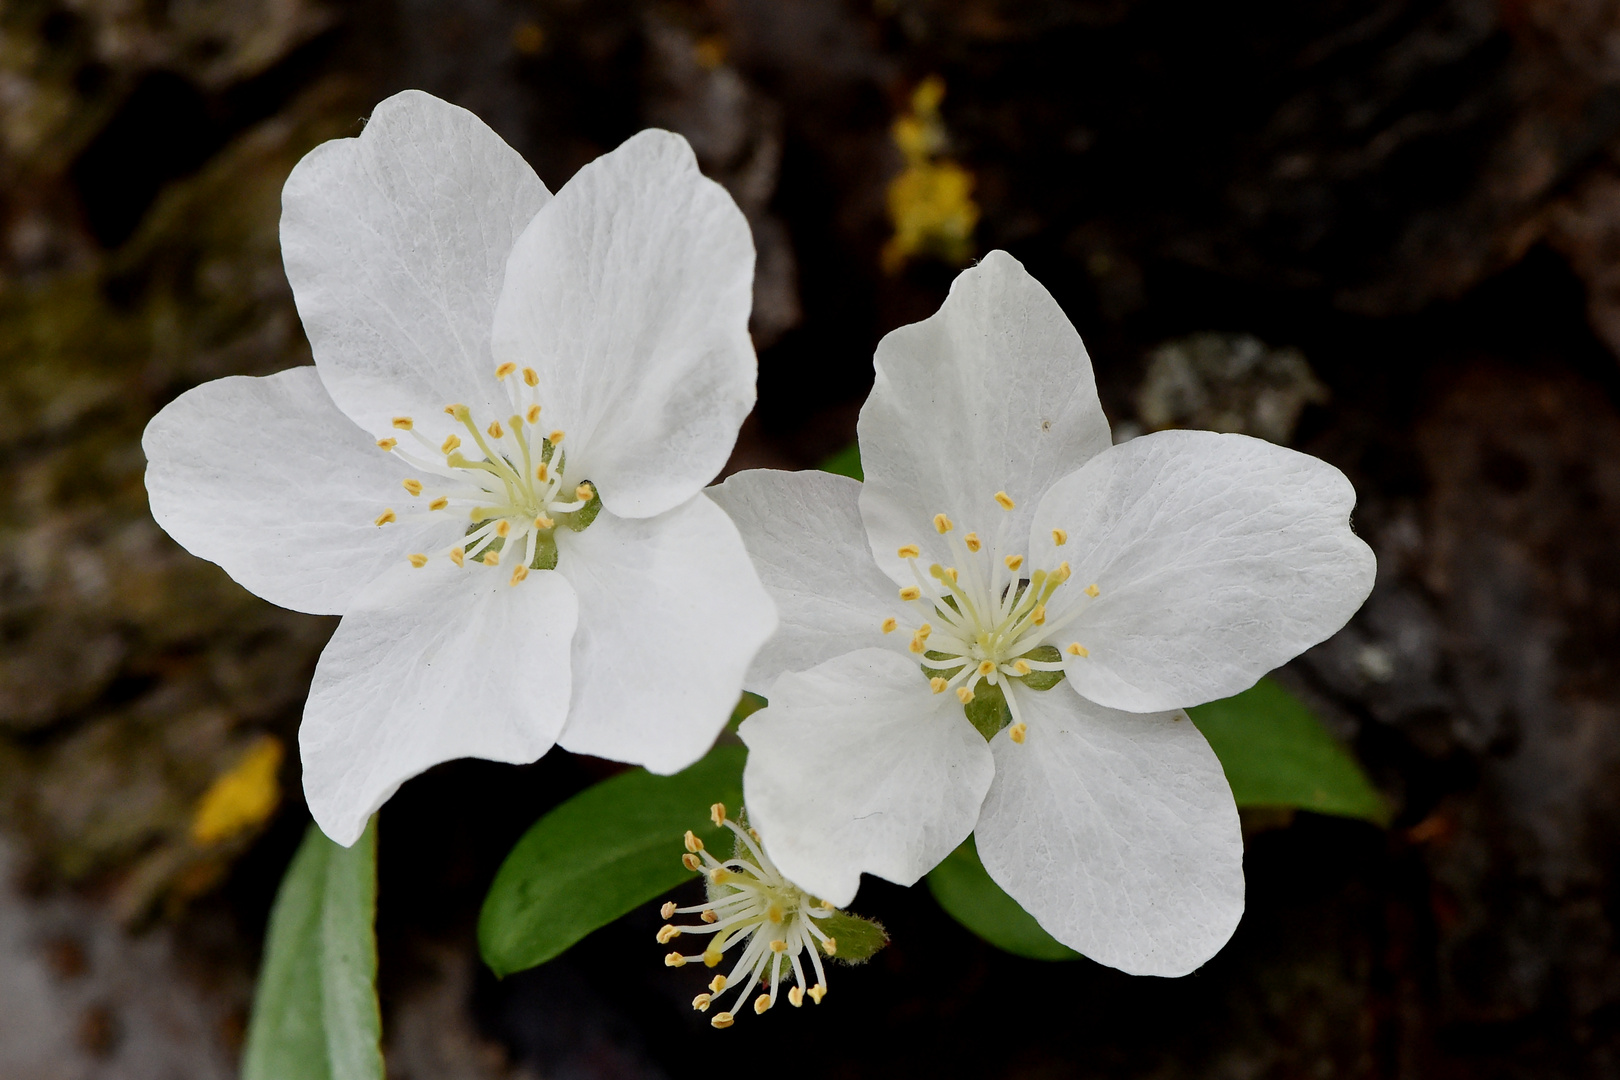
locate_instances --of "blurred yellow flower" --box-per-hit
[190,735,284,846]
[883,76,979,273]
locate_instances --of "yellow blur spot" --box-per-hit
[693,35,727,70]
[190,736,283,846]
[512,21,545,55]
[882,76,979,274]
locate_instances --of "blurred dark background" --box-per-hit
[3,0,1620,1077]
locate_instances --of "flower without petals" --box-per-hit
[143,90,775,845]
[710,250,1375,977]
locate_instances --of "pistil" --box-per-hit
[368,364,600,580]
[883,489,1102,730]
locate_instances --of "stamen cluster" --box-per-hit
[372,363,598,583]
[883,489,1099,741]
[660,804,836,1028]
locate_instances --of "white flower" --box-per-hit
[142,91,776,846]
[660,803,837,1028]
[710,250,1375,977]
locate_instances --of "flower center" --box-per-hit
[370,363,600,585]
[660,803,834,1028]
[883,489,1099,741]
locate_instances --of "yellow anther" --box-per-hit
[917,623,933,639]
[881,617,898,634]
[450,547,465,567]
[703,948,723,968]
[770,939,788,952]
[1067,642,1089,657]
[681,853,701,871]
[487,420,504,439]
[523,367,539,387]
[526,404,541,423]
[754,994,772,1015]
[510,565,528,586]
[822,938,837,956]
[933,513,953,533]
[684,830,704,853]
[401,479,422,496]
[548,429,565,444]
[1005,554,1024,571]
[664,952,686,968]
[808,983,827,1004]
[1014,659,1031,675]
[974,661,993,677]
[408,554,428,568]
[376,438,397,451]
[767,905,784,924]
[898,543,921,559]
[711,1012,735,1029]
[709,975,728,993]
[482,550,500,566]
[374,509,396,526]
[441,434,461,454]
[1085,582,1100,597]
[445,403,469,419]
[495,520,511,538]
[945,567,959,582]
[994,490,1015,510]
[661,901,677,919]
[820,899,835,910]
[534,514,554,529]
[575,482,594,502]
[495,362,517,379]
[657,924,681,944]
[710,867,732,885]
[1052,528,1068,546]
[789,986,805,1007]
[1009,722,1028,744]
[930,676,948,693]
[693,993,712,1012]
[392,416,413,430]
[710,802,727,826]
[429,497,449,511]
[510,414,523,432]
[956,687,975,704]
[909,634,928,654]
[1032,604,1046,625]
[900,586,922,602]
[535,462,549,482]
[964,532,981,552]
[1055,561,1072,582]
[701,910,718,923]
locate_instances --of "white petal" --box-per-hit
[1031,429,1376,711]
[554,493,776,773]
[301,560,577,846]
[281,90,550,442]
[707,469,899,690]
[976,686,1243,977]
[142,367,463,616]
[739,649,995,906]
[858,250,1112,583]
[491,130,755,519]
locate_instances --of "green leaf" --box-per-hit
[729,691,767,732]
[1188,677,1388,824]
[243,819,382,1080]
[819,443,863,481]
[479,744,747,976]
[926,835,1080,961]
[816,909,890,964]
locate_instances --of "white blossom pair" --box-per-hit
[143,91,775,845]
[713,251,1376,977]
